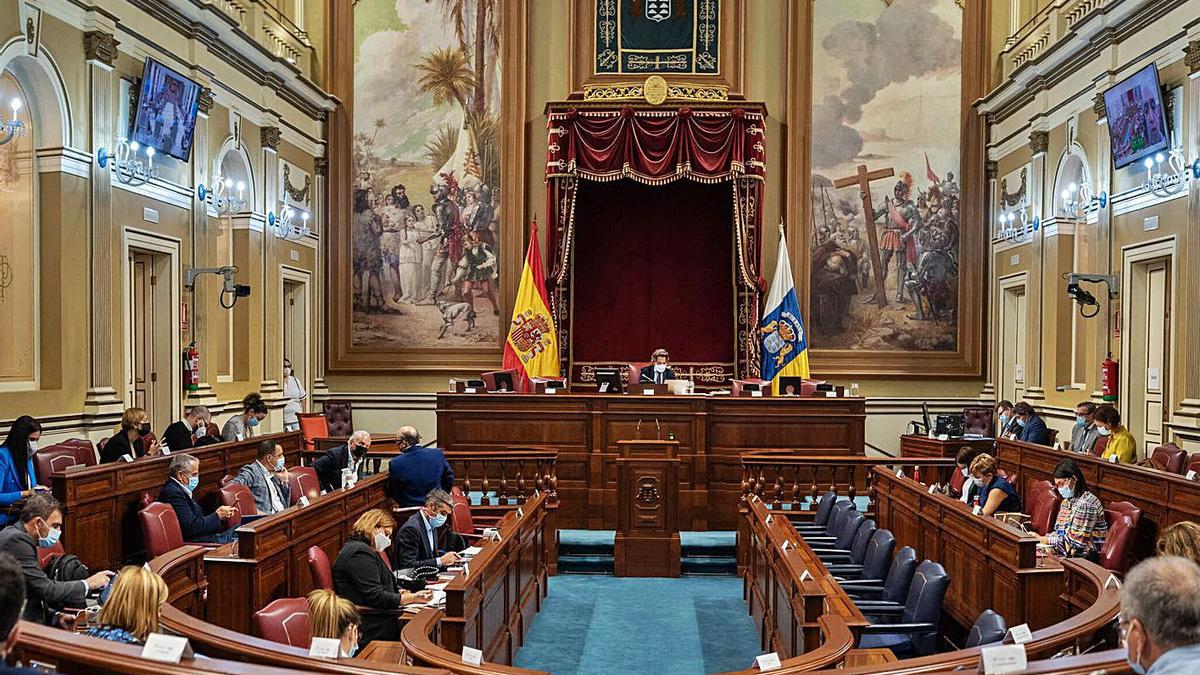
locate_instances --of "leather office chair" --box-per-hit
[842,546,918,604]
[798,500,856,544]
[1092,434,1110,458]
[1186,453,1200,476]
[1045,428,1059,446]
[949,465,966,497]
[219,483,257,528]
[965,609,1008,648]
[33,446,85,487]
[731,380,771,396]
[219,474,235,488]
[1099,501,1141,574]
[481,369,519,393]
[449,487,485,540]
[795,491,838,531]
[321,401,354,438]
[307,545,335,591]
[139,502,186,558]
[856,560,950,657]
[37,541,65,570]
[1150,443,1186,474]
[995,469,1019,492]
[288,466,320,505]
[830,529,895,582]
[811,510,865,554]
[817,517,875,567]
[626,362,652,385]
[253,597,311,648]
[962,407,994,437]
[297,413,329,453]
[1027,480,1060,536]
[795,496,853,537]
[60,438,98,466]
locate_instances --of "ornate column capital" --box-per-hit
[197,87,215,115]
[1185,39,1200,75]
[1028,130,1049,156]
[261,125,282,151]
[314,156,328,177]
[985,160,998,181]
[1093,92,1107,118]
[83,30,119,66]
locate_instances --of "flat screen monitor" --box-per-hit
[921,401,932,435]
[594,367,623,394]
[489,371,515,392]
[130,58,201,161]
[1104,63,1170,169]
[778,376,804,396]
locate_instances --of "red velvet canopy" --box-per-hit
[544,104,767,385]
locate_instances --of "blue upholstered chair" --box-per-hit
[829,528,895,581]
[798,500,856,544]
[820,519,875,570]
[811,512,868,560]
[840,545,917,603]
[792,491,839,534]
[856,560,950,657]
[965,609,1008,648]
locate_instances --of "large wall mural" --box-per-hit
[352,0,501,349]
[808,0,962,354]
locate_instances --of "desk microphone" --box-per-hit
[655,418,661,440]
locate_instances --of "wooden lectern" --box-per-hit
[614,439,681,577]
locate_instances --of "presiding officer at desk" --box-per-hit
[314,430,371,494]
[968,453,1021,516]
[395,489,463,570]
[230,441,291,515]
[332,508,429,646]
[1120,556,1200,675]
[159,454,238,544]
[639,348,675,384]
[387,426,453,508]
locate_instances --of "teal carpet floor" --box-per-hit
[513,575,761,675]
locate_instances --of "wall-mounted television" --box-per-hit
[1104,63,1170,170]
[129,58,201,162]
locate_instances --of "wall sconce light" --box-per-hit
[197,175,246,216]
[269,203,310,241]
[0,98,26,147]
[1142,148,1197,198]
[97,137,157,186]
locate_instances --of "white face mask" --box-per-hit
[374,531,391,552]
[27,440,38,454]
[961,467,970,478]
[653,363,667,373]
[283,366,292,376]
[1097,427,1112,437]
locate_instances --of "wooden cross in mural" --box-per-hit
[833,164,894,309]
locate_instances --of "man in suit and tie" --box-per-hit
[394,489,462,570]
[639,348,675,384]
[387,426,453,508]
[230,440,292,514]
[1013,401,1051,446]
[313,430,372,494]
[161,406,214,454]
[158,454,238,544]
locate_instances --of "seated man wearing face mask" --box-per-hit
[158,454,239,544]
[1119,555,1200,675]
[394,489,463,570]
[314,430,372,494]
[230,441,291,515]
[162,406,214,454]
[639,348,676,385]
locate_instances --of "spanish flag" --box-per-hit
[502,219,561,391]
[760,228,811,394]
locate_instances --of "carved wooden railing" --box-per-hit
[444,447,558,506]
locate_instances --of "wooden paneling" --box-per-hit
[899,435,994,459]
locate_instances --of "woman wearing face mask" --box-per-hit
[281,359,307,432]
[950,446,982,503]
[222,393,269,442]
[101,408,161,464]
[332,508,430,646]
[1095,404,1137,464]
[968,453,1021,516]
[0,416,47,526]
[306,589,363,658]
[1043,458,1108,561]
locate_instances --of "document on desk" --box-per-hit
[459,546,483,557]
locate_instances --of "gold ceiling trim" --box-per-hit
[583,78,730,104]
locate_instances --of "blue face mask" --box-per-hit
[247,416,260,428]
[1016,418,1026,427]
[1075,416,1087,428]
[999,414,1009,427]
[274,457,285,472]
[430,513,448,528]
[1058,485,1074,499]
[187,475,200,492]
[38,520,61,548]
[344,643,358,659]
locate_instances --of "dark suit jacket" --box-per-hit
[639,365,676,384]
[394,511,440,570]
[0,524,87,623]
[1018,414,1051,446]
[387,446,454,508]
[332,537,400,645]
[158,478,224,543]
[162,421,196,454]
[313,443,352,493]
[100,431,144,464]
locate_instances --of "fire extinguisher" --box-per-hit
[183,342,201,392]
[1100,355,1119,402]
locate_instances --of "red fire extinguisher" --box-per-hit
[1101,355,1119,402]
[183,342,201,391]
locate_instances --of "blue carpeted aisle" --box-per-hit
[513,575,761,675]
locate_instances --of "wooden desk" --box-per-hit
[873,468,1063,630]
[50,431,302,571]
[899,434,993,459]
[994,437,1200,563]
[436,392,866,530]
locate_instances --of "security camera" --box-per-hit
[1064,273,1117,319]
[187,266,251,309]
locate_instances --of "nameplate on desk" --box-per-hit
[309,637,341,658]
[517,507,524,519]
[1104,574,1122,590]
[972,505,982,516]
[1008,623,1033,644]
[750,390,763,397]
[895,468,904,478]
[754,652,782,671]
[121,454,134,463]
[642,388,656,396]
[927,484,937,494]
[780,540,790,551]
[463,562,470,577]
[298,496,311,507]
[980,644,1026,674]
[938,434,949,441]
[545,388,558,395]
[464,388,478,394]
[1188,470,1198,481]
[599,382,611,393]
[461,646,483,666]
[161,446,171,455]
[799,569,812,581]
[1109,455,1118,463]
[141,633,192,663]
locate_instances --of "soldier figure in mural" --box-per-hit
[422,180,463,304]
[871,173,923,304]
[451,230,500,316]
[470,185,496,248]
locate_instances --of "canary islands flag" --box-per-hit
[760,229,810,393]
[503,219,560,391]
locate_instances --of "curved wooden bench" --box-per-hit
[401,609,548,675]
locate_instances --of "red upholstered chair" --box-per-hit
[1099,501,1142,574]
[37,541,65,570]
[205,422,220,438]
[1045,428,1059,446]
[142,432,159,455]
[449,487,485,540]
[307,545,335,591]
[1027,480,1060,536]
[288,466,320,505]
[949,465,966,497]
[1092,434,1110,458]
[481,369,519,393]
[139,502,185,558]
[97,437,110,458]
[219,483,257,528]
[219,474,235,488]
[627,362,652,386]
[139,492,154,510]
[253,597,312,648]
[1186,453,1200,477]
[1150,443,1186,474]
[321,401,354,438]
[60,438,98,466]
[34,446,85,487]
[962,407,994,437]
[297,413,329,453]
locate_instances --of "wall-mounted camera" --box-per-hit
[187,266,251,309]
[1064,273,1117,319]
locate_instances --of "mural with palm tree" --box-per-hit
[351,0,504,349]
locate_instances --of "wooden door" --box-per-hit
[283,279,306,384]
[1129,258,1171,454]
[129,252,156,413]
[1000,284,1027,403]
